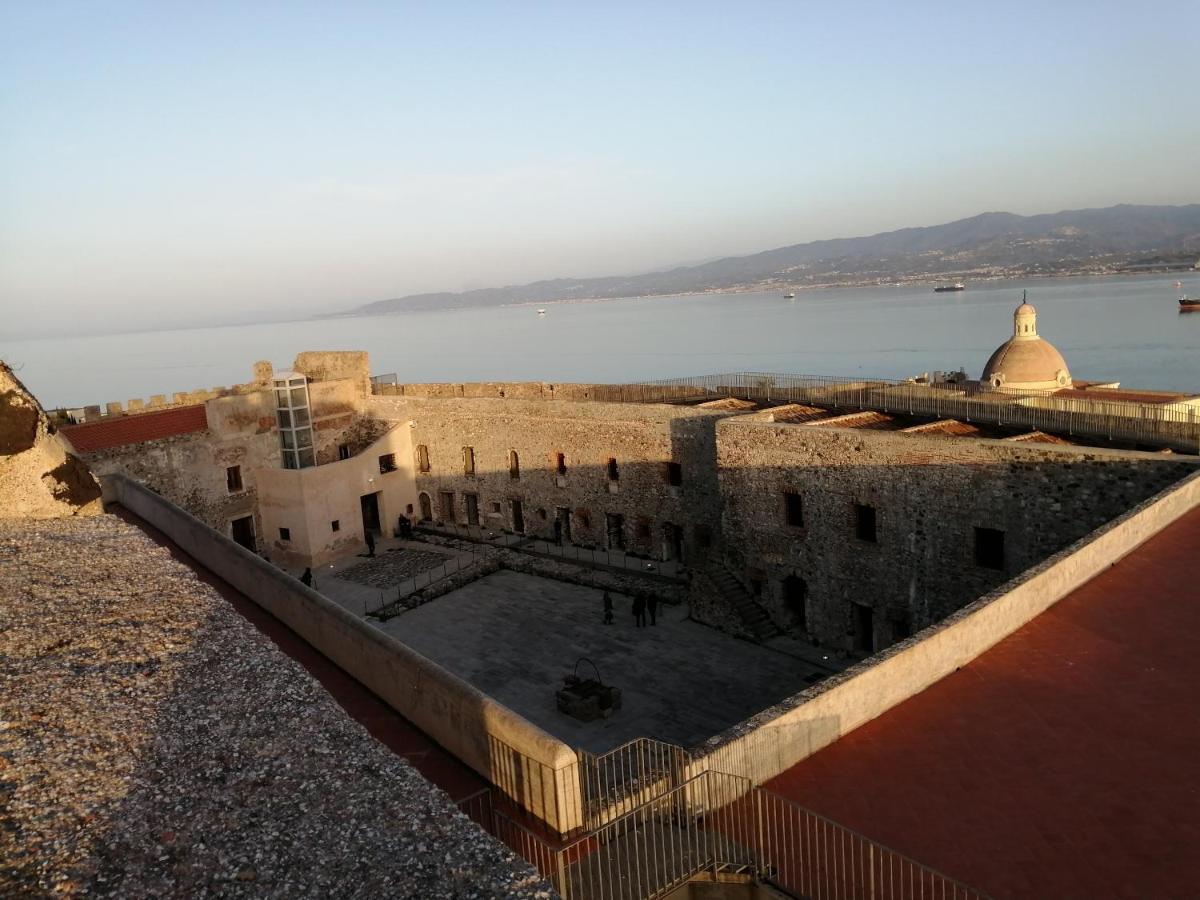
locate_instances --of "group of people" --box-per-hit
[602,590,658,627]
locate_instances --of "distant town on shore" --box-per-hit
[340,203,1200,318]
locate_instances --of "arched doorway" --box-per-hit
[418,492,433,522]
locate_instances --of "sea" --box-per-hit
[2,273,1198,410]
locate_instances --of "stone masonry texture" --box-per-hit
[716,418,1196,652]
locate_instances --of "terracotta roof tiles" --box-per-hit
[61,405,208,452]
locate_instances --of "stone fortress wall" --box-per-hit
[57,356,1200,660]
[716,415,1197,653]
[66,354,385,565]
[368,395,725,560]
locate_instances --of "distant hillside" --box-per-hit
[345,204,1200,316]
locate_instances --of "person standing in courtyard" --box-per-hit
[647,593,658,626]
[632,593,646,628]
[300,567,313,588]
[365,529,376,557]
[602,590,614,625]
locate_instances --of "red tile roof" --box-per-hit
[767,505,1200,899]
[61,405,208,452]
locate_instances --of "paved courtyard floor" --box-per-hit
[376,570,833,754]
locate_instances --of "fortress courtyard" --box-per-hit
[372,569,839,754]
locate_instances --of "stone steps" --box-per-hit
[708,566,780,642]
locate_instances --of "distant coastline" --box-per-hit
[335,203,1200,321]
[322,266,1200,322]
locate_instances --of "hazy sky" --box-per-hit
[2,0,1197,337]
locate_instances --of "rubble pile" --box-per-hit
[0,516,551,899]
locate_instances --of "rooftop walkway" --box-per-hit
[766,506,1200,900]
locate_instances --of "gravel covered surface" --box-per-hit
[0,516,553,899]
[338,547,454,588]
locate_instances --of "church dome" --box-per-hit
[981,298,1072,391]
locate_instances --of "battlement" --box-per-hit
[52,351,371,425]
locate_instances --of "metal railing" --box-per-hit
[415,520,688,580]
[577,738,691,829]
[368,540,493,618]
[461,769,989,900]
[592,372,1200,453]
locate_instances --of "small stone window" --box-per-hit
[606,457,619,482]
[635,517,652,541]
[508,450,520,480]
[974,527,1005,570]
[338,443,351,461]
[537,507,548,521]
[279,527,291,541]
[226,465,243,493]
[555,452,567,476]
[854,503,877,543]
[463,446,475,477]
[783,491,803,527]
[331,520,340,532]
[491,501,501,514]
[665,462,683,486]
[416,444,430,473]
[379,453,398,474]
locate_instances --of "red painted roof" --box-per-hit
[61,405,208,452]
[767,505,1200,899]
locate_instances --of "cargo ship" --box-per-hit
[1180,295,1200,312]
[934,283,966,293]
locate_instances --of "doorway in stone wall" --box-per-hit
[662,521,683,562]
[853,602,874,654]
[783,575,808,632]
[418,492,433,522]
[555,507,572,543]
[230,516,256,552]
[510,499,525,534]
[360,492,381,536]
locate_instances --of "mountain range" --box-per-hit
[346,204,1200,316]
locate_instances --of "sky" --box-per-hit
[2,0,1198,338]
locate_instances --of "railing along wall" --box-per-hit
[595,372,1200,453]
[463,769,988,900]
[372,372,1200,453]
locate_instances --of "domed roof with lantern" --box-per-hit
[981,294,1072,391]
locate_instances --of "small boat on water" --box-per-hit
[1180,295,1200,312]
[783,292,795,299]
[934,283,966,293]
[537,308,547,316]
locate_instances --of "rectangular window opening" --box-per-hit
[338,443,351,460]
[606,457,619,482]
[379,453,398,474]
[331,520,340,532]
[974,527,1005,570]
[855,503,877,543]
[555,452,567,476]
[666,462,683,486]
[279,527,291,542]
[783,491,804,527]
[463,446,475,477]
[416,444,430,473]
[226,465,243,493]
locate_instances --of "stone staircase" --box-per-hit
[706,564,781,642]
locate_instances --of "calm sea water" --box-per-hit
[3,274,1198,410]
